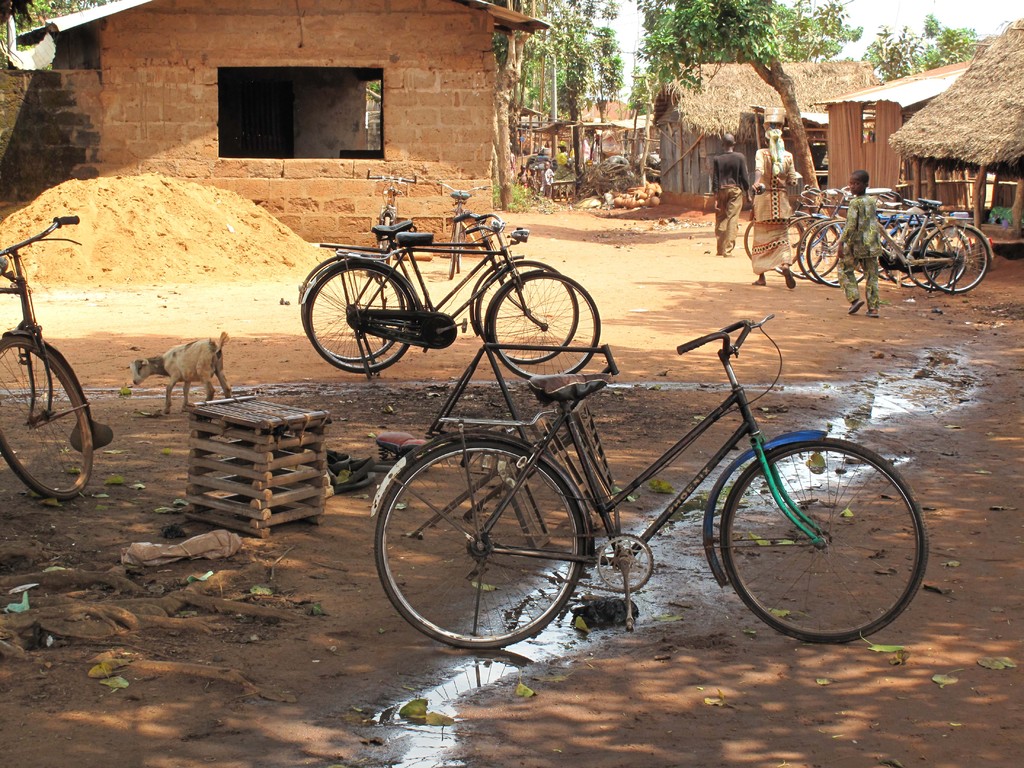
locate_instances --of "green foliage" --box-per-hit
[638,0,778,87]
[774,0,862,62]
[519,0,624,119]
[865,14,978,81]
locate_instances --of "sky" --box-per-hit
[611,0,1019,86]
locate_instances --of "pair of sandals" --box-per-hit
[326,449,375,493]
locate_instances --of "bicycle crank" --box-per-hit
[595,535,654,594]
[347,307,459,349]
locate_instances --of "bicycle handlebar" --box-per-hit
[676,314,775,356]
[367,171,417,185]
[1,215,79,257]
[439,181,490,194]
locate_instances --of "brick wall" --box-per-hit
[3,0,498,243]
[0,71,103,202]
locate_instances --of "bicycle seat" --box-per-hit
[396,232,435,246]
[450,190,472,201]
[917,198,942,210]
[528,373,609,404]
[371,220,416,238]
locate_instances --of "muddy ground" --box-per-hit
[1,199,1022,768]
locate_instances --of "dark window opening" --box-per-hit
[218,67,383,159]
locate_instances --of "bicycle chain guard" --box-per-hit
[595,535,654,593]
[347,307,458,349]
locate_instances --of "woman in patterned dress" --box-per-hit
[750,121,800,288]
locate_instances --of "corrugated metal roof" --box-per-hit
[817,62,968,108]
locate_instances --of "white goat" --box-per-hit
[130,332,232,413]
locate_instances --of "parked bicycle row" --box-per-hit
[746,185,992,295]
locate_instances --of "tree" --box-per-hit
[491,3,532,210]
[638,0,820,189]
[592,26,624,121]
[775,0,862,62]
[865,14,978,82]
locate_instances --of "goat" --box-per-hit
[130,332,232,413]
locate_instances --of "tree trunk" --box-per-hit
[972,165,987,228]
[493,30,527,211]
[751,60,815,190]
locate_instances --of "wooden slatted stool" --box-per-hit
[184,397,331,538]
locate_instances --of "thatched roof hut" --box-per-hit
[889,21,1024,175]
[655,61,877,197]
[655,61,878,139]
[889,19,1024,232]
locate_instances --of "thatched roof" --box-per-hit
[655,61,878,135]
[889,20,1024,175]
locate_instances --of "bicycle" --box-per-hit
[0,217,113,500]
[367,171,417,245]
[371,316,928,649]
[300,214,600,378]
[440,181,490,279]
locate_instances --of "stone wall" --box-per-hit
[2,0,498,243]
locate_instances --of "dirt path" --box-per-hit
[1,202,1022,768]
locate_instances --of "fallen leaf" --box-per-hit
[99,676,130,689]
[425,712,456,726]
[399,698,428,720]
[515,682,536,698]
[648,478,674,494]
[977,657,1016,670]
[932,672,959,688]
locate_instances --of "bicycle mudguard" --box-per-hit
[701,430,825,586]
[1,330,114,450]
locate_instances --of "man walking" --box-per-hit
[711,133,750,257]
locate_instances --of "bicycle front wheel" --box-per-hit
[720,439,927,643]
[449,219,466,280]
[484,272,601,378]
[301,261,414,375]
[375,439,588,649]
[0,337,93,499]
[931,223,991,294]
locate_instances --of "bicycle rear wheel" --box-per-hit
[0,337,93,499]
[374,438,588,649]
[484,272,600,378]
[301,261,414,374]
[720,439,927,643]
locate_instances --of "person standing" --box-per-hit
[837,169,883,317]
[711,133,750,257]
[750,119,800,288]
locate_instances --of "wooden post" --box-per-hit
[912,157,922,200]
[1011,179,1024,238]
[925,160,937,200]
[972,164,988,228]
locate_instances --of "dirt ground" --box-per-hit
[1,179,1022,768]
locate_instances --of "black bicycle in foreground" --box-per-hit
[371,317,928,649]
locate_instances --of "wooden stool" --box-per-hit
[184,397,331,538]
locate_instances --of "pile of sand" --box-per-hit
[0,174,321,287]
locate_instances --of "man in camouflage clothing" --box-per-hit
[838,169,882,317]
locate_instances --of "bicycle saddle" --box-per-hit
[450,190,472,201]
[371,220,416,238]
[528,373,609,403]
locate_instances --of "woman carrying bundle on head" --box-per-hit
[750,113,800,289]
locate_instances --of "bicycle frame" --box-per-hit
[425,321,826,583]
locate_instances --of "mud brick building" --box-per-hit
[1,0,543,242]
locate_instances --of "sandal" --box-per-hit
[866,310,880,318]
[783,267,796,290]
[329,456,375,493]
[848,299,865,315]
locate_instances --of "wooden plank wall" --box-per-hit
[827,101,902,190]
